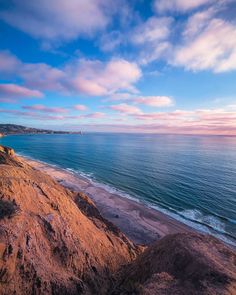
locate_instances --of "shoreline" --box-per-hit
[20,155,194,245]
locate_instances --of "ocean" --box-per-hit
[1,133,236,246]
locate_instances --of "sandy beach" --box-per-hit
[20,156,193,245]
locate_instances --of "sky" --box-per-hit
[0,0,236,135]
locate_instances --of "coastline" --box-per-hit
[19,155,193,245]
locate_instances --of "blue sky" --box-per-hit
[0,0,236,134]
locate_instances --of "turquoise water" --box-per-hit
[1,133,236,245]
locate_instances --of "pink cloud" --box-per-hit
[52,122,236,135]
[0,52,66,93]
[110,103,142,114]
[106,94,173,107]
[21,64,66,92]
[0,83,43,98]
[133,96,173,107]
[67,112,105,120]
[0,108,65,121]
[72,59,141,96]
[132,109,236,133]
[74,78,107,96]
[0,108,105,122]
[1,106,236,135]
[22,104,68,114]
[0,51,142,97]
[84,112,105,119]
[74,104,88,111]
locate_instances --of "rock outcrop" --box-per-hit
[0,145,236,295]
[0,146,14,156]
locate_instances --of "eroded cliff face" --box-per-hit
[0,145,236,295]
[0,146,141,295]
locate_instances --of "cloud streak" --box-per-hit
[1,104,235,135]
[110,103,142,115]
[0,108,105,121]
[133,96,173,107]
[0,84,43,98]
[22,105,68,114]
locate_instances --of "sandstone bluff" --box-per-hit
[0,145,235,294]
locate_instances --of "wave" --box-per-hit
[17,152,236,247]
[66,167,236,246]
[65,167,141,203]
[150,206,236,246]
[179,209,226,232]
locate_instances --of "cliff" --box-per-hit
[0,146,140,294]
[0,146,235,295]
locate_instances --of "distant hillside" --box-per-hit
[0,124,80,135]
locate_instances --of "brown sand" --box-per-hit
[20,156,193,245]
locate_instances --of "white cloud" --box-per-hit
[172,17,236,72]
[139,41,172,65]
[0,0,113,42]
[131,17,172,65]
[131,17,172,44]
[128,2,236,73]
[183,7,215,37]
[154,0,213,13]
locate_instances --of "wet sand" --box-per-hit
[21,156,194,245]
